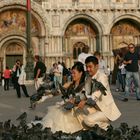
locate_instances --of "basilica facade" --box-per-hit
[0,0,140,73]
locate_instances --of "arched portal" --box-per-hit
[110,18,140,84]
[0,9,40,37]
[73,42,86,60]
[1,39,26,71]
[63,18,99,64]
[111,18,140,50]
[5,42,24,69]
[0,8,45,74]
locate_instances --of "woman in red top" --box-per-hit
[3,66,11,90]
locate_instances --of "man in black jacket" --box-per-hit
[34,55,46,90]
[122,43,140,101]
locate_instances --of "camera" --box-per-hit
[16,62,20,66]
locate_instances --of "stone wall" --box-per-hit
[0,0,140,72]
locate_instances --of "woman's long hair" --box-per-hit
[72,61,86,85]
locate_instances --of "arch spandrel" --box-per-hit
[62,16,102,62]
[73,42,86,59]
[62,14,104,36]
[65,22,96,37]
[111,21,140,36]
[0,0,49,37]
[110,18,140,50]
[6,43,23,55]
[0,9,40,38]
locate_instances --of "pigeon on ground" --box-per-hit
[16,112,27,121]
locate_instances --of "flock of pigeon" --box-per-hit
[1,74,140,139]
[0,114,140,140]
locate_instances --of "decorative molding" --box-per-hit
[0,0,49,36]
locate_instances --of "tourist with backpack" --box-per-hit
[34,55,46,90]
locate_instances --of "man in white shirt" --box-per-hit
[94,51,109,76]
[78,56,121,129]
[78,45,92,71]
[57,61,63,85]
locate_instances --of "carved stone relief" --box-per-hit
[0,10,39,37]
[6,43,23,55]
[73,42,85,59]
[111,21,140,49]
[111,21,140,35]
[65,22,96,37]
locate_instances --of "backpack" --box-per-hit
[63,67,69,76]
[40,62,46,73]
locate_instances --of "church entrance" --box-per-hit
[63,18,99,67]
[73,42,86,62]
[6,55,23,69]
[111,19,140,84]
[5,42,24,69]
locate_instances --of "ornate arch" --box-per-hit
[0,35,26,51]
[73,42,86,59]
[62,14,103,36]
[61,14,104,53]
[109,14,140,34]
[0,37,27,69]
[109,14,140,50]
[0,0,49,36]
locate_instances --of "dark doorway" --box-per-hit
[6,55,23,69]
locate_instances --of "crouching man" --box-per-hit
[78,56,121,130]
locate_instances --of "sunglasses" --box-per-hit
[128,47,134,49]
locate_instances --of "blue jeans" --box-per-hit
[116,71,122,90]
[121,74,126,91]
[54,75,62,89]
[124,71,140,99]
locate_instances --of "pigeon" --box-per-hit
[29,87,46,109]
[16,112,27,121]
[29,77,59,109]
[0,122,3,131]
[75,95,81,104]
[74,82,85,93]
[64,102,75,110]
[91,79,107,96]
[34,116,43,121]
[58,82,69,100]
[3,120,11,130]
[86,98,96,107]
[1,132,14,140]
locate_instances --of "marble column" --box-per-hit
[93,36,96,52]
[45,37,49,55]
[102,35,108,52]
[59,36,62,53]
[109,34,113,51]
[41,37,46,60]
[134,35,139,45]
[48,36,51,54]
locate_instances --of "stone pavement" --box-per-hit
[0,84,140,128]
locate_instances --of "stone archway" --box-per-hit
[63,15,102,51]
[0,9,40,38]
[73,42,86,60]
[110,18,140,84]
[1,39,26,71]
[63,18,99,66]
[111,18,140,50]
[5,42,24,69]
[0,7,47,73]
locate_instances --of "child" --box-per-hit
[119,61,126,92]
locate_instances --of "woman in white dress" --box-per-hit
[41,62,86,133]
